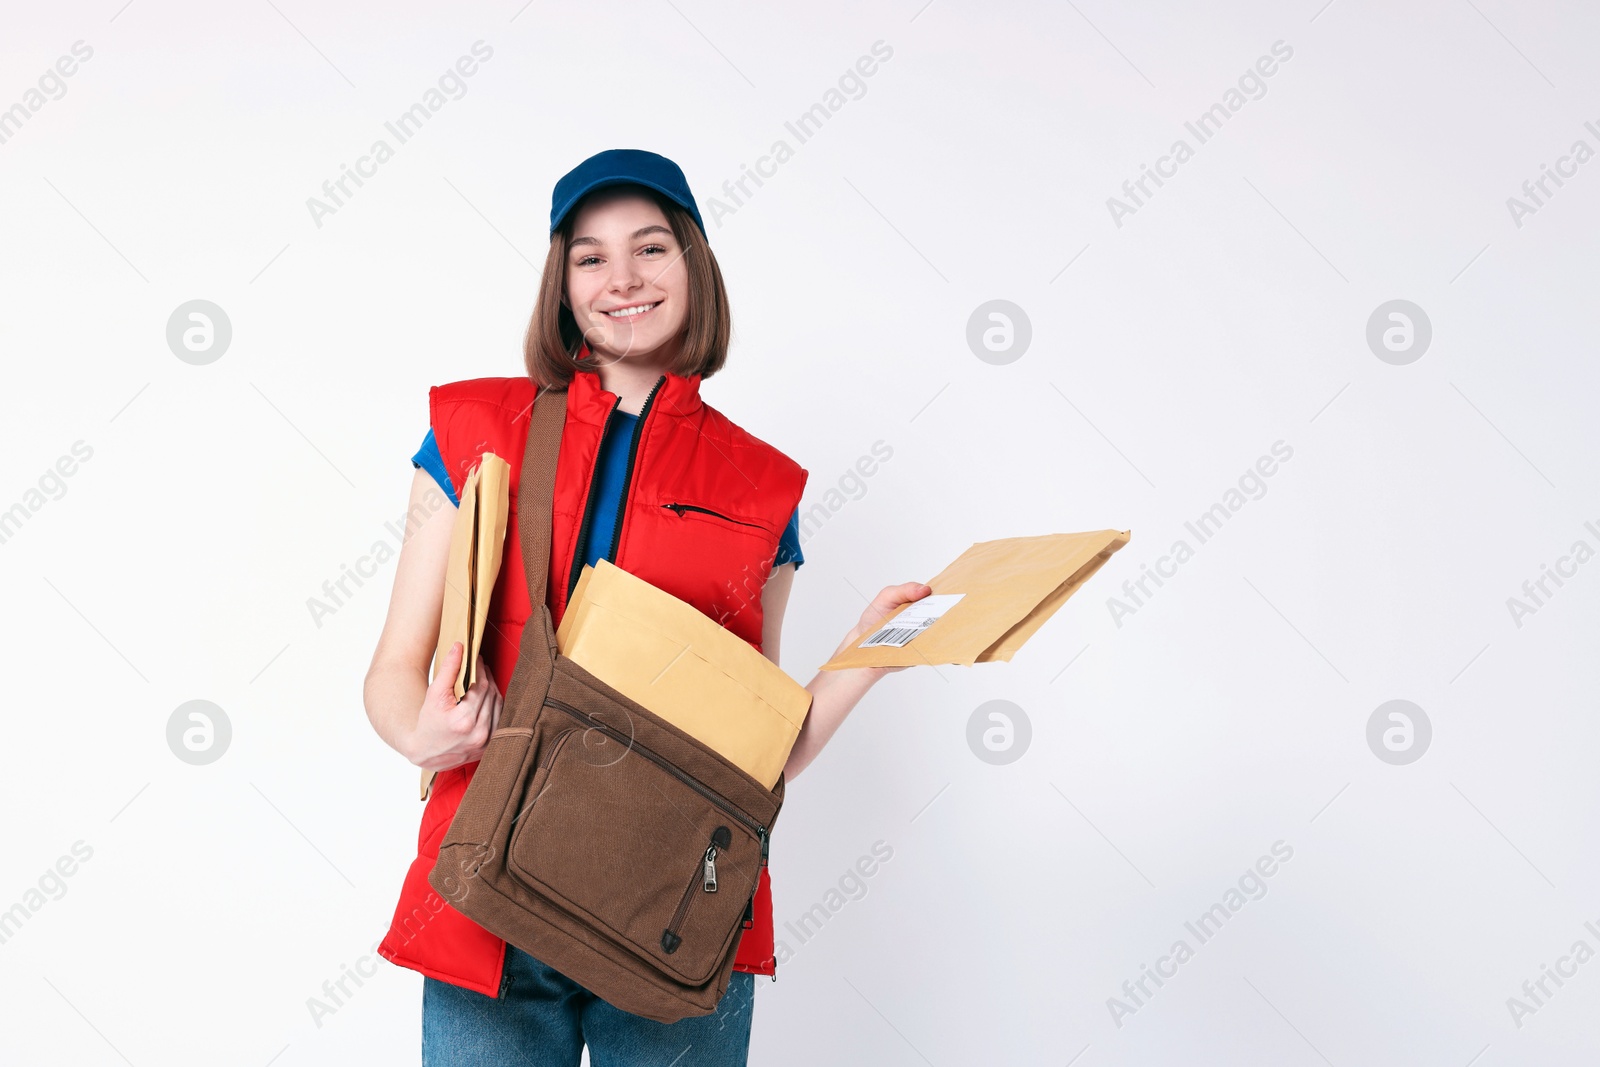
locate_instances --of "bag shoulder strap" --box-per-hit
[517,382,567,610]
[502,383,566,704]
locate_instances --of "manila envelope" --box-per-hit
[555,559,811,789]
[420,452,511,801]
[819,529,1132,670]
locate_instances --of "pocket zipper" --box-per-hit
[661,826,732,955]
[703,839,720,892]
[542,695,771,862]
[660,502,767,530]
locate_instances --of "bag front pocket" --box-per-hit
[507,698,766,985]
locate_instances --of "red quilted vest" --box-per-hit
[377,358,809,997]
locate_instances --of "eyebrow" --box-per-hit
[570,224,673,249]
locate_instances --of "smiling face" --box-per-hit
[562,187,691,367]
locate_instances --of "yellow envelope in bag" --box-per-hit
[820,529,1132,670]
[556,559,811,789]
[419,452,511,801]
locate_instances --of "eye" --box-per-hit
[640,244,668,256]
[575,254,600,267]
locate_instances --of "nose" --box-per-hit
[606,254,645,297]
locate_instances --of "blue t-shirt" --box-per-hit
[412,423,804,571]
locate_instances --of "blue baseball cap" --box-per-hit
[549,149,707,240]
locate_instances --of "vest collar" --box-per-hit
[566,344,704,424]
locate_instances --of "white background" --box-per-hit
[2,1,1598,1064]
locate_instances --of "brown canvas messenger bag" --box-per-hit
[428,384,786,1024]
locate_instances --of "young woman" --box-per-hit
[365,148,929,1066]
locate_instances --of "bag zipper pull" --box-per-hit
[703,843,719,892]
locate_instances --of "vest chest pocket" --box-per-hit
[657,498,779,568]
[630,498,785,638]
[658,502,771,533]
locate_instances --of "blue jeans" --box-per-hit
[422,943,756,1066]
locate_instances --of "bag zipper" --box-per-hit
[661,825,732,955]
[507,728,578,827]
[542,695,770,860]
[660,502,767,530]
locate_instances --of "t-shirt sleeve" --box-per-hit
[772,507,804,570]
[411,427,460,507]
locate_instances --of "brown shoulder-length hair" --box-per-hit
[524,188,731,390]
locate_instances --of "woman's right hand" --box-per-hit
[402,641,504,773]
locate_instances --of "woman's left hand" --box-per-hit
[835,581,933,674]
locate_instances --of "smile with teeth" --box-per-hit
[605,301,659,319]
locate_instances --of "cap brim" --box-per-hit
[550,176,693,235]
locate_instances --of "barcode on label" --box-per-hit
[859,617,936,648]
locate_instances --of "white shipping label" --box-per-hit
[857,593,966,649]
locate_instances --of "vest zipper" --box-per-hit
[661,502,767,529]
[541,694,770,859]
[566,396,619,605]
[565,375,667,605]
